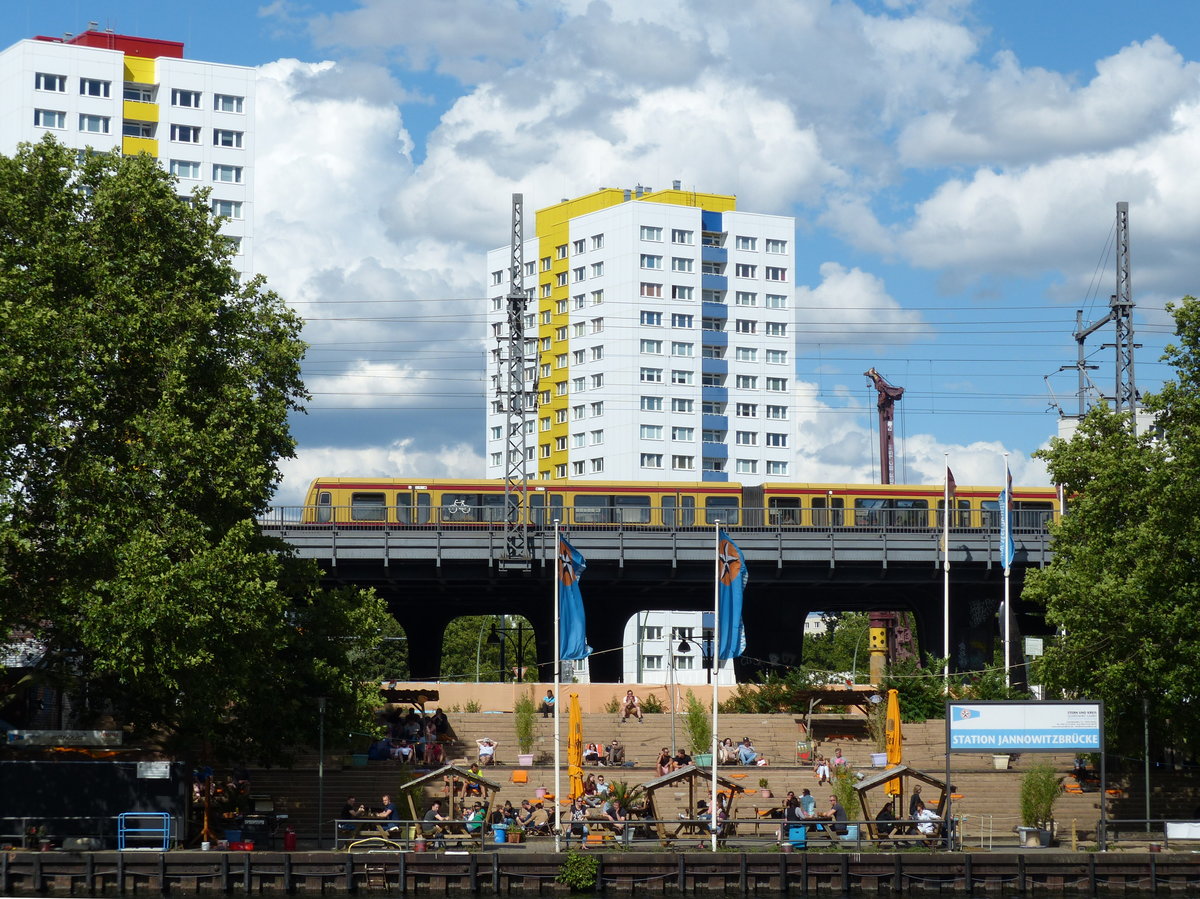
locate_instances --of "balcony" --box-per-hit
[702,443,729,459]
[123,100,158,122]
[121,136,158,156]
[701,413,728,430]
[702,469,729,482]
[701,273,728,291]
[701,386,728,403]
[701,210,724,232]
[701,245,728,264]
[701,357,728,374]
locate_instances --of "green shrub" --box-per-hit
[604,696,620,714]
[1020,761,1061,828]
[513,690,536,754]
[464,699,481,713]
[641,693,664,714]
[556,851,599,891]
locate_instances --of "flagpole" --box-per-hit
[553,519,562,853]
[711,520,720,853]
[943,452,950,694]
[1003,453,1012,689]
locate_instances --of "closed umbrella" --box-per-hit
[885,688,902,796]
[567,693,584,800]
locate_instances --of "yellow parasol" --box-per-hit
[567,692,584,800]
[884,688,902,796]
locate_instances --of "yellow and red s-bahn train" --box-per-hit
[301,479,1060,531]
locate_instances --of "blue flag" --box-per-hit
[716,530,748,660]
[998,466,1014,572]
[558,536,591,661]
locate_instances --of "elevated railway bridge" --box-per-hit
[260,510,1053,683]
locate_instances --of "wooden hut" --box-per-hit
[853,764,948,840]
[401,763,501,850]
[641,765,746,846]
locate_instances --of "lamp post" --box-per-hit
[669,637,691,755]
[316,696,327,850]
[487,617,530,682]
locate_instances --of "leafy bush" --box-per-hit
[682,690,712,755]
[513,690,536,754]
[641,693,664,714]
[464,699,481,713]
[1020,761,1061,828]
[831,765,861,818]
[556,851,599,891]
[604,696,620,714]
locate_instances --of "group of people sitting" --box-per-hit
[777,784,942,845]
[812,748,849,783]
[582,739,626,766]
[367,707,453,765]
[717,736,771,767]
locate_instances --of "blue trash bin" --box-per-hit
[788,826,807,848]
[493,824,507,844]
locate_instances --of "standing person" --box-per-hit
[831,747,849,772]
[908,785,923,819]
[621,690,643,722]
[540,689,555,718]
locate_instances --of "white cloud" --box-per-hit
[795,262,927,345]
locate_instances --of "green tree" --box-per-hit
[0,137,388,762]
[440,615,538,682]
[1024,296,1200,756]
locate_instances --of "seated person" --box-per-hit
[813,754,830,785]
[875,798,897,837]
[604,798,628,835]
[583,773,599,803]
[393,739,414,763]
[422,800,448,848]
[367,738,392,761]
[424,737,444,766]
[831,747,848,772]
[798,788,816,818]
[693,799,713,833]
[608,740,625,767]
[621,690,643,722]
[819,796,848,835]
[540,690,555,718]
[737,738,758,766]
[432,708,451,739]
[595,774,610,798]
[465,762,485,796]
[672,748,692,769]
[476,738,497,766]
[527,802,551,835]
[583,742,600,765]
[500,800,517,825]
[464,802,486,834]
[719,738,738,765]
[566,798,590,847]
[375,793,402,834]
[339,796,366,831]
[515,800,535,828]
[656,747,672,777]
[914,801,941,844]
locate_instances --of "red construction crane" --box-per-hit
[864,367,904,485]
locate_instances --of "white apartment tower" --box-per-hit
[0,28,254,274]
[486,186,798,483]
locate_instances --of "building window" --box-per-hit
[766,377,788,392]
[735,347,757,362]
[735,319,757,334]
[640,367,663,383]
[78,114,110,133]
[702,401,725,415]
[525,261,537,277]
[34,109,65,129]
[591,262,604,277]
[702,317,725,332]
[672,426,694,441]
[590,318,604,333]
[571,433,586,448]
[170,159,200,178]
[541,257,552,271]
[766,405,788,420]
[572,460,585,475]
[735,236,757,250]
[590,346,604,361]
[702,373,725,387]
[591,289,604,304]
[572,405,586,420]
[556,299,568,314]
[641,310,663,326]
[765,322,788,337]
[672,455,695,470]
[672,228,694,244]
[171,124,201,143]
[735,291,757,306]
[572,266,585,282]
[591,373,603,388]
[591,401,604,416]
[641,254,663,269]
[765,293,788,309]
[736,402,758,417]
[703,429,725,443]
[766,460,789,475]
[572,239,585,254]
[572,323,586,337]
[736,375,758,390]
[665,285,689,301]
[591,234,604,250]
[736,459,758,474]
[702,344,724,359]
[123,120,154,137]
[490,452,501,466]
[35,72,66,92]
[555,272,568,287]
[641,282,663,298]
[171,88,201,107]
[572,294,586,309]
[765,266,787,281]
[640,453,664,469]
[80,77,111,98]
[640,225,663,241]
[211,199,243,219]
[556,244,568,259]
[554,463,567,478]
[701,261,723,276]
[590,429,604,444]
[641,425,663,440]
[766,349,788,364]
[736,431,758,446]
[214,93,245,113]
[672,257,694,272]
[766,432,788,447]
[671,370,694,385]
[672,398,694,413]
[555,436,567,452]
[556,381,569,396]
[672,313,693,328]
[702,289,725,303]
[213,129,243,148]
[641,396,663,411]
[213,163,243,183]
[735,263,757,278]
[766,238,787,254]
[671,342,694,357]
[490,426,502,440]
[590,458,604,472]
[540,417,551,432]
[541,284,552,298]
[643,655,664,670]
[641,339,663,354]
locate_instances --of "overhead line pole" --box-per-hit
[501,193,531,571]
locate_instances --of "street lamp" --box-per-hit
[487,617,530,682]
[669,637,691,755]
[316,696,327,850]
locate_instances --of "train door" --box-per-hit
[393,491,414,524]
[938,499,971,529]
[316,490,332,523]
[660,494,696,528]
[811,494,844,527]
[767,496,800,526]
[743,485,764,527]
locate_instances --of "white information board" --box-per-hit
[946,701,1101,753]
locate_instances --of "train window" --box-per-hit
[812,496,844,527]
[350,492,387,521]
[854,498,886,527]
[317,490,332,523]
[662,496,676,527]
[550,494,564,524]
[416,493,431,524]
[705,496,739,525]
[440,493,505,522]
[614,495,651,524]
[768,497,800,526]
[1015,501,1053,530]
[893,499,929,528]
[530,493,544,526]
[574,495,610,524]
[937,499,970,529]
[680,496,695,526]
[393,491,413,523]
[980,500,999,529]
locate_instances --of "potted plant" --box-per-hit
[1017,761,1060,847]
[866,699,888,767]
[683,691,713,766]
[758,777,772,798]
[514,691,537,766]
[993,754,1012,770]
[507,823,525,844]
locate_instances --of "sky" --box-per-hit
[9,0,1200,508]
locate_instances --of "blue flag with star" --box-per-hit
[558,536,591,661]
[716,529,748,660]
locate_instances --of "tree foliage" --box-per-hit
[439,615,538,682]
[1024,296,1200,757]
[0,137,388,762]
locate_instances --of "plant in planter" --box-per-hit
[514,691,537,764]
[1019,761,1061,847]
[758,777,772,798]
[683,691,713,763]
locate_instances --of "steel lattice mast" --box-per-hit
[500,193,531,570]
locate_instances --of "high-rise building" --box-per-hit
[0,28,254,274]
[485,186,797,483]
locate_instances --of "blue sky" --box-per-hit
[8,0,1200,505]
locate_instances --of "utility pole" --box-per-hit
[864,367,904,484]
[500,194,531,570]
